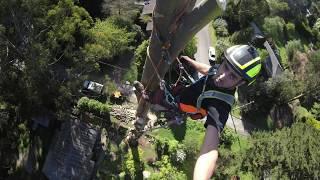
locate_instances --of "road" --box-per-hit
[194,24,211,65]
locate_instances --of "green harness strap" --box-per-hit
[196,90,235,109]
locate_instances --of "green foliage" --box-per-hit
[215,38,232,62]
[83,19,135,61]
[243,123,320,179]
[106,15,145,44]
[308,49,320,70]
[312,18,320,44]
[267,0,289,16]
[230,27,253,44]
[134,40,149,80]
[295,21,314,41]
[285,39,304,63]
[122,61,138,83]
[182,37,197,58]
[285,22,297,40]
[46,0,93,56]
[152,120,205,169]
[294,106,320,130]
[237,0,270,27]
[264,70,303,104]
[214,148,244,179]
[262,16,286,43]
[122,147,144,179]
[213,18,229,37]
[149,155,187,180]
[77,97,111,117]
[294,106,314,122]
[154,137,186,164]
[220,128,238,147]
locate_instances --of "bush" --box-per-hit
[294,106,320,130]
[264,70,303,104]
[220,127,238,147]
[213,18,229,37]
[77,97,111,117]
[312,18,320,44]
[182,37,197,58]
[285,39,304,63]
[154,137,186,164]
[285,22,297,40]
[230,27,253,44]
[134,40,149,80]
[83,19,135,61]
[262,16,285,43]
[311,102,320,120]
[122,61,138,83]
[215,38,232,62]
[149,155,187,180]
[122,147,144,179]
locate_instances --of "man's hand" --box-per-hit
[179,55,211,75]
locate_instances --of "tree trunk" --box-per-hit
[136,0,224,124]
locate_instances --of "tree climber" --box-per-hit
[134,44,261,179]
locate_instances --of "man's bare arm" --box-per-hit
[180,56,211,75]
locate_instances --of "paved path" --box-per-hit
[225,115,254,136]
[194,24,211,65]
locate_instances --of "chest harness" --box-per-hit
[162,66,235,120]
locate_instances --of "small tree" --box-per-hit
[83,19,135,61]
[262,16,286,43]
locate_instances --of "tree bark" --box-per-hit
[136,0,223,124]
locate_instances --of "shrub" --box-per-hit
[134,40,149,80]
[77,97,111,117]
[220,127,238,147]
[285,22,296,40]
[215,38,232,62]
[182,37,197,58]
[230,28,253,44]
[149,155,187,180]
[213,18,229,37]
[285,40,304,63]
[154,137,186,164]
[122,147,144,179]
[262,16,285,43]
[122,61,138,83]
[311,102,320,120]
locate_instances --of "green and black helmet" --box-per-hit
[224,45,261,84]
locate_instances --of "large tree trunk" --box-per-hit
[136,0,224,124]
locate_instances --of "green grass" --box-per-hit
[150,119,205,142]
